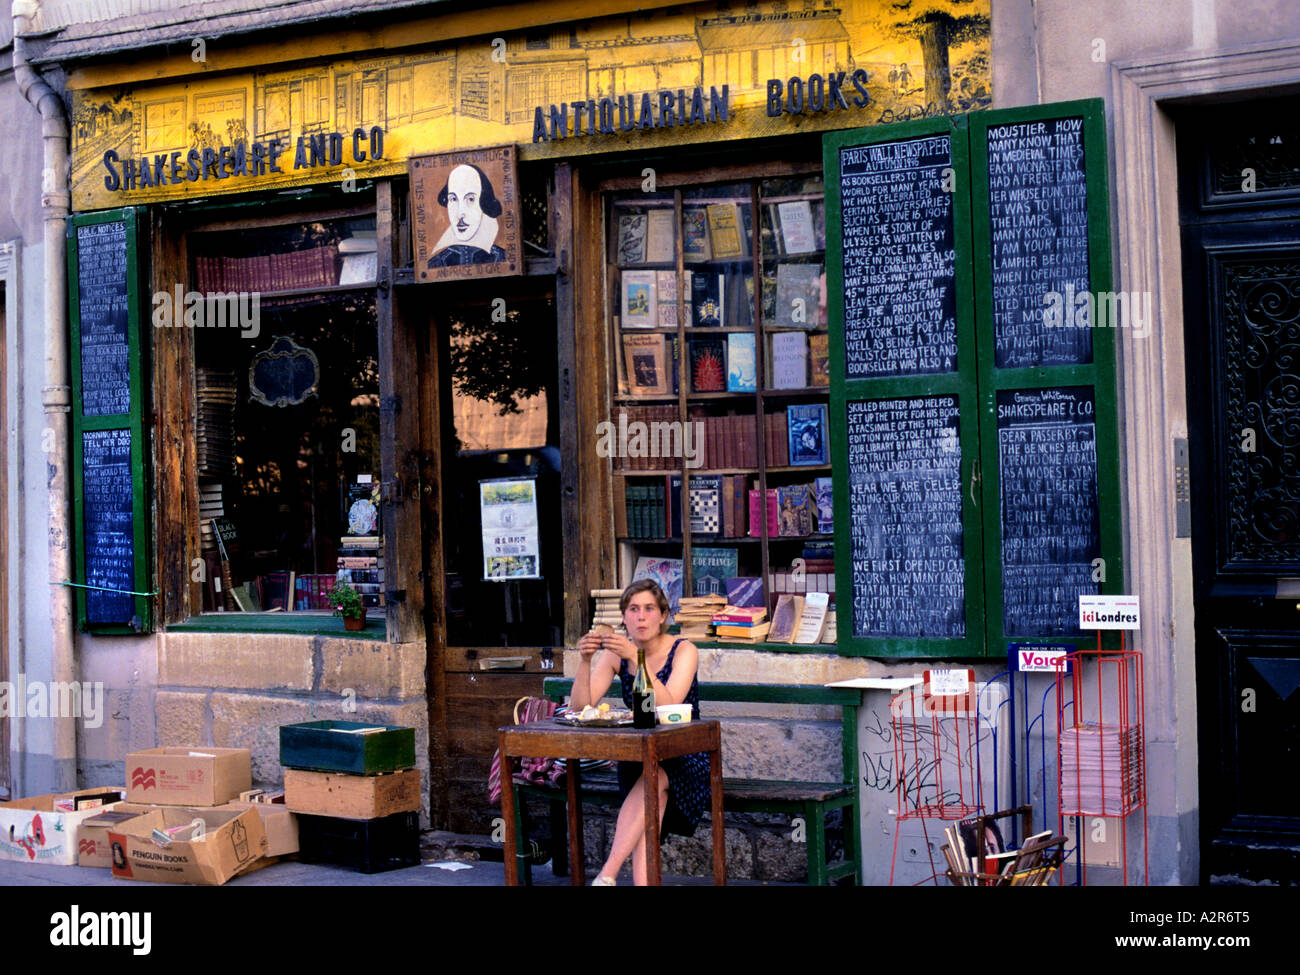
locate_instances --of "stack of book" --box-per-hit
[676,594,727,640]
[199,481,224,551]
[769,545,836,596]
[338,537,384,608]
[590,589,626,634]
[196,368,236,477]
[1059,723,1144,816]
[710,605,770,643]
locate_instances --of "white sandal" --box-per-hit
[591,875,616,886]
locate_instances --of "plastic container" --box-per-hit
[655,704,692,724]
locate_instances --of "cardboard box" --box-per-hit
[0,789,127,865]
[78,804,157,868]
[221,800,299,856]
[280,720,415,775]
[284,768,421,819]
[125,747,252,806]
[108,806,268,885]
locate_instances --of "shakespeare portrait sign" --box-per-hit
[410,145,522,282]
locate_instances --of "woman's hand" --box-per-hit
[600,632,639,663]
[577,631,604,661]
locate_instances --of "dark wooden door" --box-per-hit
[1178,97,1300,883]
[425,279,568,835]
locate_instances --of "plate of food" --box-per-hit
[556,703,634,727]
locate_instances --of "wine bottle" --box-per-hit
[632,645,656,728]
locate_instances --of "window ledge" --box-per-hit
[165,612,386,641]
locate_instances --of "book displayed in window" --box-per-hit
[621,270,658,327]
[788,403,829,466]
[622,333,669,396]
[727,333,757,393]
[606,173,830,635]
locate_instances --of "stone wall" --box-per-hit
[78,631,431,825]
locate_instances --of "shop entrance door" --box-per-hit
[1178,97,1300,882]
[424,280,566,834]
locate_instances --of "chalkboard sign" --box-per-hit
[75,221,133,416]
[69,208,151,633]
[997,387,1100,637]
[846,396,965,639]
[988,116,1092,368]
[82,428,135,623]
[838,135,958,379]
[827,102,1118,658]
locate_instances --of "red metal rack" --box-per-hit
[1054,634,1150,885]
[889,670,987,884]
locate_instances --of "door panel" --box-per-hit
[1178,96,1300,882]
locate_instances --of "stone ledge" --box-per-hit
[159,633,314,691]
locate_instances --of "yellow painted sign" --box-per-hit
[70,0,990,211]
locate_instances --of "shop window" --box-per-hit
[186,215,382,616]
[605,166,833,649]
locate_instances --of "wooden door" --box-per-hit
[1177,96,1300,883]
[424,278,570,835]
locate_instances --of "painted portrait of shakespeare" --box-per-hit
[427,163,508,267]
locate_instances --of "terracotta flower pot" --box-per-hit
[343,607,367,631]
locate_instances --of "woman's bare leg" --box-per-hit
[631,769,670,886]
[598,768,669,883]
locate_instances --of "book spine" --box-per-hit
[616,480,629,538]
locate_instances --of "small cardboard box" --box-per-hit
[108,806,268,885]
[285,768,421,819]
[78,804,157,868]
[280,720,415,775]
[125,747,252,805]
[0,789,127,865]
[221,800,299,857]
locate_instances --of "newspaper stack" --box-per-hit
[1059,722,1144,816]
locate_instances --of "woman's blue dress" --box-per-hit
[616,639,709,838]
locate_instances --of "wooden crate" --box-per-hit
[279,720,415,775]
[296,811,420,874]
[284,768,421,819]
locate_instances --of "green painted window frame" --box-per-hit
[67,207,153,634]
[824,99,1122,659]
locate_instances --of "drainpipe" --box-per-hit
[12,0,76,791]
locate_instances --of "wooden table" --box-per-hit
[498,719,725,886]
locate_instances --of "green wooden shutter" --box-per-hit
[67,207,153,633]
[824,99,1121,659]
[824,116,986,657]
[969,99,1123,654]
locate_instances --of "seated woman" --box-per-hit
[571,579,706,885]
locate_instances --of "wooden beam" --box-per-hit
[150,209,199,624]
[376,180,424,644]
[418,261,451,830]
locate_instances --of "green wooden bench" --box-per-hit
[509,678,861,885]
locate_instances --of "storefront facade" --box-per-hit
[3,0,1298,883]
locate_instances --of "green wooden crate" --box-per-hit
[280,720,416,775]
